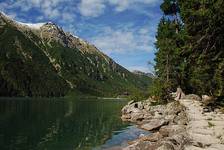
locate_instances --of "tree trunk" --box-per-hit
[166,54,169,82]
[175,87,185,100]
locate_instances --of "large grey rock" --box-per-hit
[140,132,163,142]
[159,125,185,137]
[156,142,175,150]
[121,100,155,122]
[122,101,144,113]
[165,101,184,116]
[122,103,142,114]
[130,112,145,122]
[141,119,169,131]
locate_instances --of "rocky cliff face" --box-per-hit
[0,12,152,97]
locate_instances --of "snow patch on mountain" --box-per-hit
[0,11,45,30]
[16,22,45,29]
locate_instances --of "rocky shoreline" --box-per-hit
[120,95,224,150]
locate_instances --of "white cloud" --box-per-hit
[90,25,155,55]
[108,0,130,12]
[1,0,79,36]
[108,0,159,12]
[78,0,105,17]
[78,0,161,17]
[4,0,71,19]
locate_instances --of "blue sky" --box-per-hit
[0,0,163,73]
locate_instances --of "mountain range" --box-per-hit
[0,12,152,97]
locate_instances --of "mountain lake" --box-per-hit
[0,98,149,150]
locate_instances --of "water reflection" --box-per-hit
[0,98,129,150]
[95,126,150,150]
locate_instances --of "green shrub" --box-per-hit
[148,78,172,103]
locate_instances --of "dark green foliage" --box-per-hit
[148,78,172,103]
[160,0,180,16]
[153,17,185,101]
[155,19,183,83]
[178,0,224,97]
[0,24,69,97]
[153,0,224,101]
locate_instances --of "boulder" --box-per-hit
[159,125,185,137]
[185,94,201,101]
[130,112,145,122]
[121,114,131,121]
[156,142,175,150]
[202,95,216,106]
[154,111,164,119]
[165,101,184,116]
[131,107,142,113]
[140,119,169,131]
[141,132,163,142]
[121,103,142,114]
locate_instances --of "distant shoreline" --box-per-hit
[97,97,127,100]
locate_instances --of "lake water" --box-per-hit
[0,98,149,150]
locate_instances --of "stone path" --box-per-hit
[180,99,224,150]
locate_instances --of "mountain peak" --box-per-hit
[133,70,155,78]
[0,11,45,30]
[0,11,62,30]
[0,11,84,42]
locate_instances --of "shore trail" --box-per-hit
[180,99,224,150]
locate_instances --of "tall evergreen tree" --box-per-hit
[152,0,224,101]
[178,0,224,96]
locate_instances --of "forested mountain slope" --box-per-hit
[0,12,152,97]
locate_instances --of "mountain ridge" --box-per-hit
[0,12,152,97]
[132,70,155,78]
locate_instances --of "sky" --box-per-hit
[0,0,163,73]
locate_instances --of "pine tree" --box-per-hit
[153,0,224,100]
[178,0,224,96]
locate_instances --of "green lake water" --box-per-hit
[0,98,149,150]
